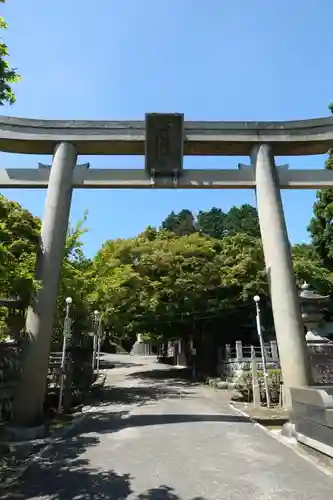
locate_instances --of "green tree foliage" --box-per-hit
[162,204,260,240]
[160,209,197,236]
[89,230,269,346]
[0,1,21,105]
[0,194,90,342]
[223,204,260,238]
[308,103,333,268]
[197,204,260,239]
[1,188,332,375]
[0,194,40,303]
[292,243,333,295]
[87,201,333,353]
[0,195,40,338]
[51,216,92,348]
[197,207,226,238]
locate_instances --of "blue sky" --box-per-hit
[1,0,333,257]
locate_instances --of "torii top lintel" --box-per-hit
[0,114,333,156]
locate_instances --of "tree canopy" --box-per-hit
[84,203,331,353]
[0,194,40,303]
[197,204,260,239]
[160,204,261,239]
[308,103,333,269]
[0,0,20,105]
[161,209,197,235]
[1,194,331,356]
[0,195,89,341]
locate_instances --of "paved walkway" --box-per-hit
[2,354,333,499]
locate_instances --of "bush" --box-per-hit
[235,369,282,404]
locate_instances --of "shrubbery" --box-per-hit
[235,369,282,404]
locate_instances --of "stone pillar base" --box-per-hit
[290,385,333,458]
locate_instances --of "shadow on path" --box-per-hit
[69,410,250,437]
[1,429,208,499]
[99,360,144,370]
[137,486,206,499]
[127,367,198,384]
[92,384,192,407]
[1,361,234,499]
[2,433,129,499]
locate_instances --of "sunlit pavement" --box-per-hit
[3,353,333,500]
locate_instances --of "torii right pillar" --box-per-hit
[251,144,312,409]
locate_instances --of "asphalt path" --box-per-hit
[2,354,333,499]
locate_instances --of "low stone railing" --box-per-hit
[220,338,333,385]
[226,340,279,362]
[219,340,280,382]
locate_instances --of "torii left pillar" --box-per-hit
[13,142,77,425]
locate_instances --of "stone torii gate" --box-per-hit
[2,113,333,424]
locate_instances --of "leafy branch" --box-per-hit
[0,0,21,105]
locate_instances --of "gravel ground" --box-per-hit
[1,354,333,500]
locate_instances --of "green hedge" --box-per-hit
[235,369,282,404]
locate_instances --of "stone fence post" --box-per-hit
[270,340,279,361]
[235,340,243,361]
[225,344,231,361]
[251,345,261,407]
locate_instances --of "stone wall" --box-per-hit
[308,342,333,384]
[219,339,333,385]
[219,341,280,382]
[221,359,280,382]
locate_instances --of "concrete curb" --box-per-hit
[1,371,107,490]
[229,403,333,480]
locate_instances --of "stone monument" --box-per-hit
[130,333,152,356]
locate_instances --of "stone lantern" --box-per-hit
[299,282,333,384]
[299,282,330,343]
[130,333,152,356]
